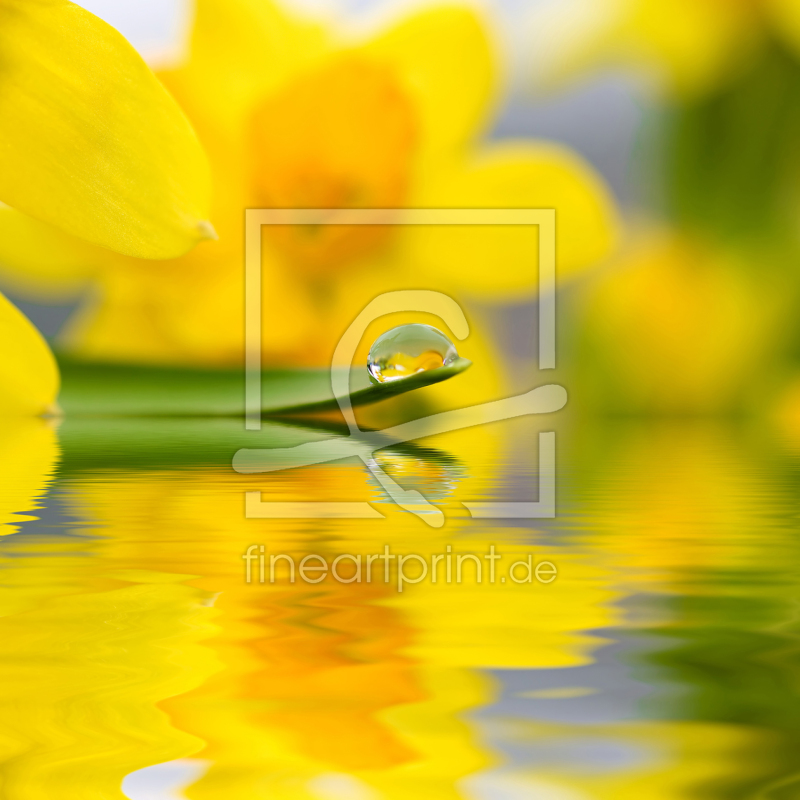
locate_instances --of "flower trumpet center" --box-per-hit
[249,56,417,273]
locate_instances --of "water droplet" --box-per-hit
[367,324,458,384]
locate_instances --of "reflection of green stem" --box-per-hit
[633,589,800,798]
[364,457,444,527]
[235,384,566,525]
[56,415,464,473]
[234,384,567,474]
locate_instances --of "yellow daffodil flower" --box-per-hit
[571,229,785,414]
[2,0,617,389]
[0,0,213,259]
[533,0,800,97]
[0,0,219,416]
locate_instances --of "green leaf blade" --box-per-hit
[56,355,472,418]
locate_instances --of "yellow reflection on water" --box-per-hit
[0,418,795,798]
[0,417,59,536]
[0,555,219,798]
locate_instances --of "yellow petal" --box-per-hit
[0,204,98,299]
[404,142,618,297]
[0,0,212,259]
[0,291,59,416]
[361,4,497,156]
[159,0,329,142]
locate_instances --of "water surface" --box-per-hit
[1,416,797,799]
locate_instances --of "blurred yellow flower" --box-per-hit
[0,0,212,259]
[571,229,785,414]
[5,0,616,381]
[535,0,800,97]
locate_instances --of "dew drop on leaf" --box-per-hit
[367,323,458,384]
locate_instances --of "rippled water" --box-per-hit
[2,414,799,799]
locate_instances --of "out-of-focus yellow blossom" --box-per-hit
[6,0,616,392]
[572,230,785,414]
[773,375,800,445]
[532,0,800,96]
[0,0,212,259]
[0,292,59,416]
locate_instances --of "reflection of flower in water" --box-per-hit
[479,717,775,800]
[34,440,618,799]
[243,580,424,772]
[0,418,59,535]
[0,553,220,800]
[7,417,793,799]
[563,423,796,593]
[366,448,466,505]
